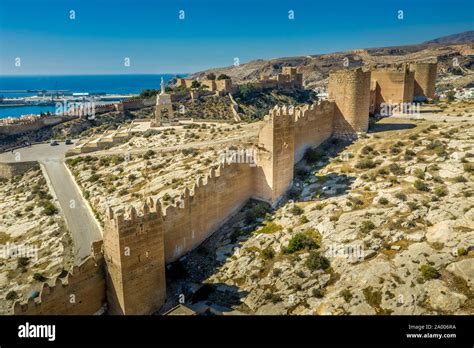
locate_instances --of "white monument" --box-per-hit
[154,77,175,126]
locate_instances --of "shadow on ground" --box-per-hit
[369,122,417,133]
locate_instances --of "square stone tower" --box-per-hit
[410,62,437,100]
[254,105,295,204]
[370,64,415,113]
[328,68,371,136]
[103,200,166,315]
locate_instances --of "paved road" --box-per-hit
[0,142,73,163]
[40,158,102,264]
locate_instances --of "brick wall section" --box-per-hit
[13,247,106,315]
[410,62,437,99]
[328,68,371,135]
[103,201,166,315]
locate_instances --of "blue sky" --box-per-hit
[0,0,472,75]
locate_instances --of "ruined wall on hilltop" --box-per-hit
[410,62,437,99]
[328,68,371,136]
[13,242,106,315]
[162,162,255,263]
[103,202,166,315]
[293,101,335,162]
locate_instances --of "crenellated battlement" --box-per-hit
[13,244,105,315]
[105,198,163,238]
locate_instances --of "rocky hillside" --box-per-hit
[424,30,474,45]
[190,36,474,90]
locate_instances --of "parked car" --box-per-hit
[65,139,73,145]
[50,140,58,146]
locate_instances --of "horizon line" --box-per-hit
[0,73,190,77]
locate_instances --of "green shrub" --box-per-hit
[457,248,468,257]
[88,174,100,183]
[434,186,448,197]
[395,192,407,201]
[378,197,389,205]
[463,163,474,173]
[258,222,282,234]
[245,202,270,223]
[434,146,446,157]
[17,257,30,269]
[414,179,429,192]
[312,288,324,298]
[40,200,58,216]
[143,149,155,160]
[260,246,275,260]
[407,201,418,211]
[413,168,425,179]
[285,229,321,254]
[405,149,416,159]
[289,205,304,216]
[389,163,404,175]
[263,292,282,304]
[340,289,353,303]
[454,176,467,183]
[360,220,375,233]
[360,145,374,155]
[273,268,282,277]
[355,158,376,169]
[420,264,440,280]
[33,273,47,282]
[390,145,401,155]
[299,215,309,224]
[6,291,18,301]
[305,251,330,271]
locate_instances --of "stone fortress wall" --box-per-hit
[0,115,77,137]
[369,62,437,113]
[0,161,38,179]
[176,78,234,94]
[13,62,437,315]
[258,66,304,91]
[13,242,106,315]
[103,202,166,315]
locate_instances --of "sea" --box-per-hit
[0,74,182,119]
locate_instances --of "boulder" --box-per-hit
[447,258,474,289]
